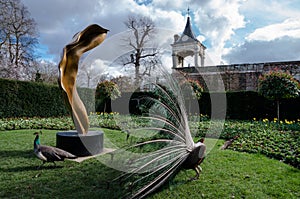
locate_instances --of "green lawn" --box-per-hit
[0,129,299,199]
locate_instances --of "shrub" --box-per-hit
[95,80,121,113]
[258,70,300,120]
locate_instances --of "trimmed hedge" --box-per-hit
[1,78,298,120]
[0,78,94,118]
[200,91,300,120]
[77,87,95,114]
[112,91,300,120]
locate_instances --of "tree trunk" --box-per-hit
[103,100,107,113]
[276,100,280,121]
[15,37,20,67]
[188,98,191,116]
[135,64,140,87]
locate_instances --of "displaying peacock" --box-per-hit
[97,65,207,199]
[33,131,77,168]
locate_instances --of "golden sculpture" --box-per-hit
[58,24,108,135]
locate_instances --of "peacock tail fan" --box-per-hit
[109,139,190,199]
[98,66,200,198]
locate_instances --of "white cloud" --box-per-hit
[152,0,189,9]
[22,0,187,62]
[22,0,300,66]
[222,37,300,64]
[152,9,185,33]
[222,0,300,64]
[192,0,246,64]
[246,18,300,41]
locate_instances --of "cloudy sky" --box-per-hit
[22,0,300,66]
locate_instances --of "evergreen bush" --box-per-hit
[1,78,299,120]
[113,91,300,120]
[0,78,94,118]
[95,81,121,113]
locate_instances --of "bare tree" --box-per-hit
[33,60,58,84]
[123,15,160,87]
[76,63,111,88]
[76,63,94,88]
[111,75,135,92]
[0,0,38,79]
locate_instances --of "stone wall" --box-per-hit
[173,60,300,91]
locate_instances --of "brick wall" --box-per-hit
[173,60,300,91]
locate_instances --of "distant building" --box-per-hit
[171,14,206,68]
[172,12,300,91]
[175,61,300,91]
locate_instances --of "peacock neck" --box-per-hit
[34,135,40,149]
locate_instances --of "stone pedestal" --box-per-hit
[56,131,103,157]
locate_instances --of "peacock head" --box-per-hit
[33,131,42,145]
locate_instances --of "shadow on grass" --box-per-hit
[0,149,66,172]
[0,165,64,172]
[0,149,34,159]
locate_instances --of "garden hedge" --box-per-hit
[1,78,299,120]
[112,91,300,120]
[199,91,300,120]
[0,78,94,118]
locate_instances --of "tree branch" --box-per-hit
[140,52,157,59]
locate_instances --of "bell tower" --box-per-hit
[171,9,206,68]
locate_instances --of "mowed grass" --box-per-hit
[0,129,299,199]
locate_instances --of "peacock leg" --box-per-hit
[37,161,45,169]
[195,166,200,179]
[189,166,200,181]
[198,165,202,172]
